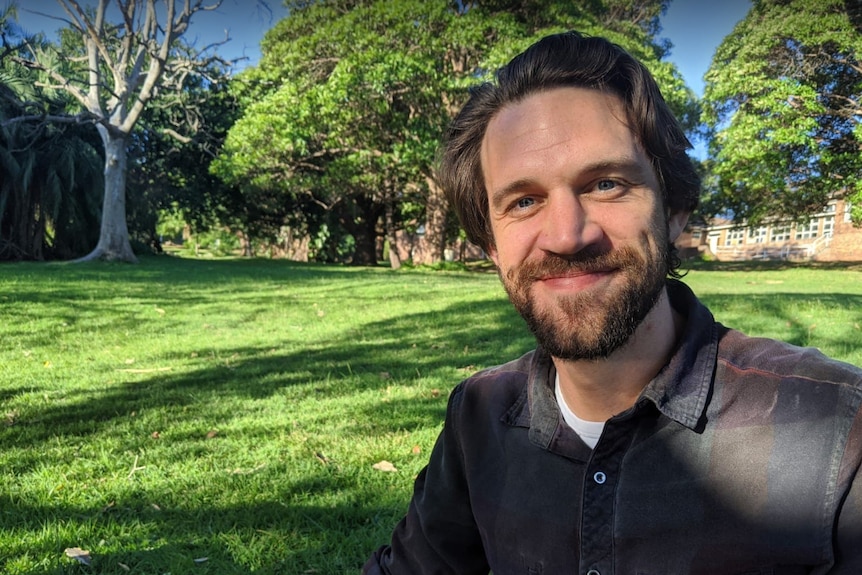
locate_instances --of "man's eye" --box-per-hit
[596,180,617,191]
[515,197,535,209]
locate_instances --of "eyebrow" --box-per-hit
[490,178,536,210]
[489,157,651,209]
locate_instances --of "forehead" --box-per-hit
[484,86,634,154]
[480,87,649,190]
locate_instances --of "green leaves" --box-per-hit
[702,0,862,225]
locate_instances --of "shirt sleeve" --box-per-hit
[829,398,862,573]
[362,383,489,575]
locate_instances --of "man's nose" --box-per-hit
[536,193,603,256]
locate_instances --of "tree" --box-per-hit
[8,0,231,262]
[213,0,463,265]
[702,0,862,226]
[213,0,693,265]
[125,58,239,253]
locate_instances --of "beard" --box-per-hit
[499,234,669,362]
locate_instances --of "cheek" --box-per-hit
[490,223,534,263]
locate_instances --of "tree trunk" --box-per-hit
[342,196,384,266]
[351,215,380,266]
[414,176,449,265]
[77,129,138,263]
[385,199,402,270]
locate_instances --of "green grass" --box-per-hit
[1,256,860,574]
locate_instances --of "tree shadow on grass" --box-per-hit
[2,296,531,452]
[698,292,862,354]
[6,288,862,449]
[0,470,408,575]
[682,259,862,273]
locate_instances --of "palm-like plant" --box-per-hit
[0,6,102,261]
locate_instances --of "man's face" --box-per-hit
[480,87,685,361]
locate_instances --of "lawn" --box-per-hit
[1,256,860,574]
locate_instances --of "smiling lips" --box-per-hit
[535,269,615,291]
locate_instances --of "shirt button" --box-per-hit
[593,471,607,484]
[586,570,601,575]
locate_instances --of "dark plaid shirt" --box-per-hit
[364,280,862,575]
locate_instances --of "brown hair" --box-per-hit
[437,31,700,276]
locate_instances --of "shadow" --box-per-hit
[696,292,862,353]
[0,470,408,574]
[3,296,531,449]
[682,259,862,273]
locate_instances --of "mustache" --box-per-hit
[511,247,641,283]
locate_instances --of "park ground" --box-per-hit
[1,256,860,574]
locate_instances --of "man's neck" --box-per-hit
[553,288,684,422]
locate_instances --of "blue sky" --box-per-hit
[10,0,751,96]
[662,0,752,96]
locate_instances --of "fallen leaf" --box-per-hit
[64,547,91,566]
[315,452,330,465]
[206,429,218,439]
[125,358,135,364]
[379,372,391,380]
[118,562,130,571]
[154,306,166,315]
[151,431,161,439]
[316,309,325,317]
[373,460,398,472]
[411,445,421,455]
[430,389,440,398]
[194,557,209,563]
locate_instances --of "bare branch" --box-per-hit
[10,55,91,109]
[162,127,192,143]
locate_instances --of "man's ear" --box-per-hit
[667,210,691,243]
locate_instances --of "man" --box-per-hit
[363,31,862,575]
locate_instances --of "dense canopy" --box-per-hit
[702,0,862,226]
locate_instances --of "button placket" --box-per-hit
[580,416,639,575]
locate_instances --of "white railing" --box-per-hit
[709,233,833,262]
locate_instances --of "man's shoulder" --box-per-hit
[449,349,537,407]
[718,327,862,389]
[446,349,538,432]
[464,349,536,383]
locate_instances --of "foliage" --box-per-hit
[702,0,862,226]
[125,59,241,252]
[213,0,695,266]
[0,257,860,573]
[0,6,102,261]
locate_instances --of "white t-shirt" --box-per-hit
[554,372,606,449]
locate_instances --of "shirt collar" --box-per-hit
[638,279,718,431]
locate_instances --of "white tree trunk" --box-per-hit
[78,130,137,262]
